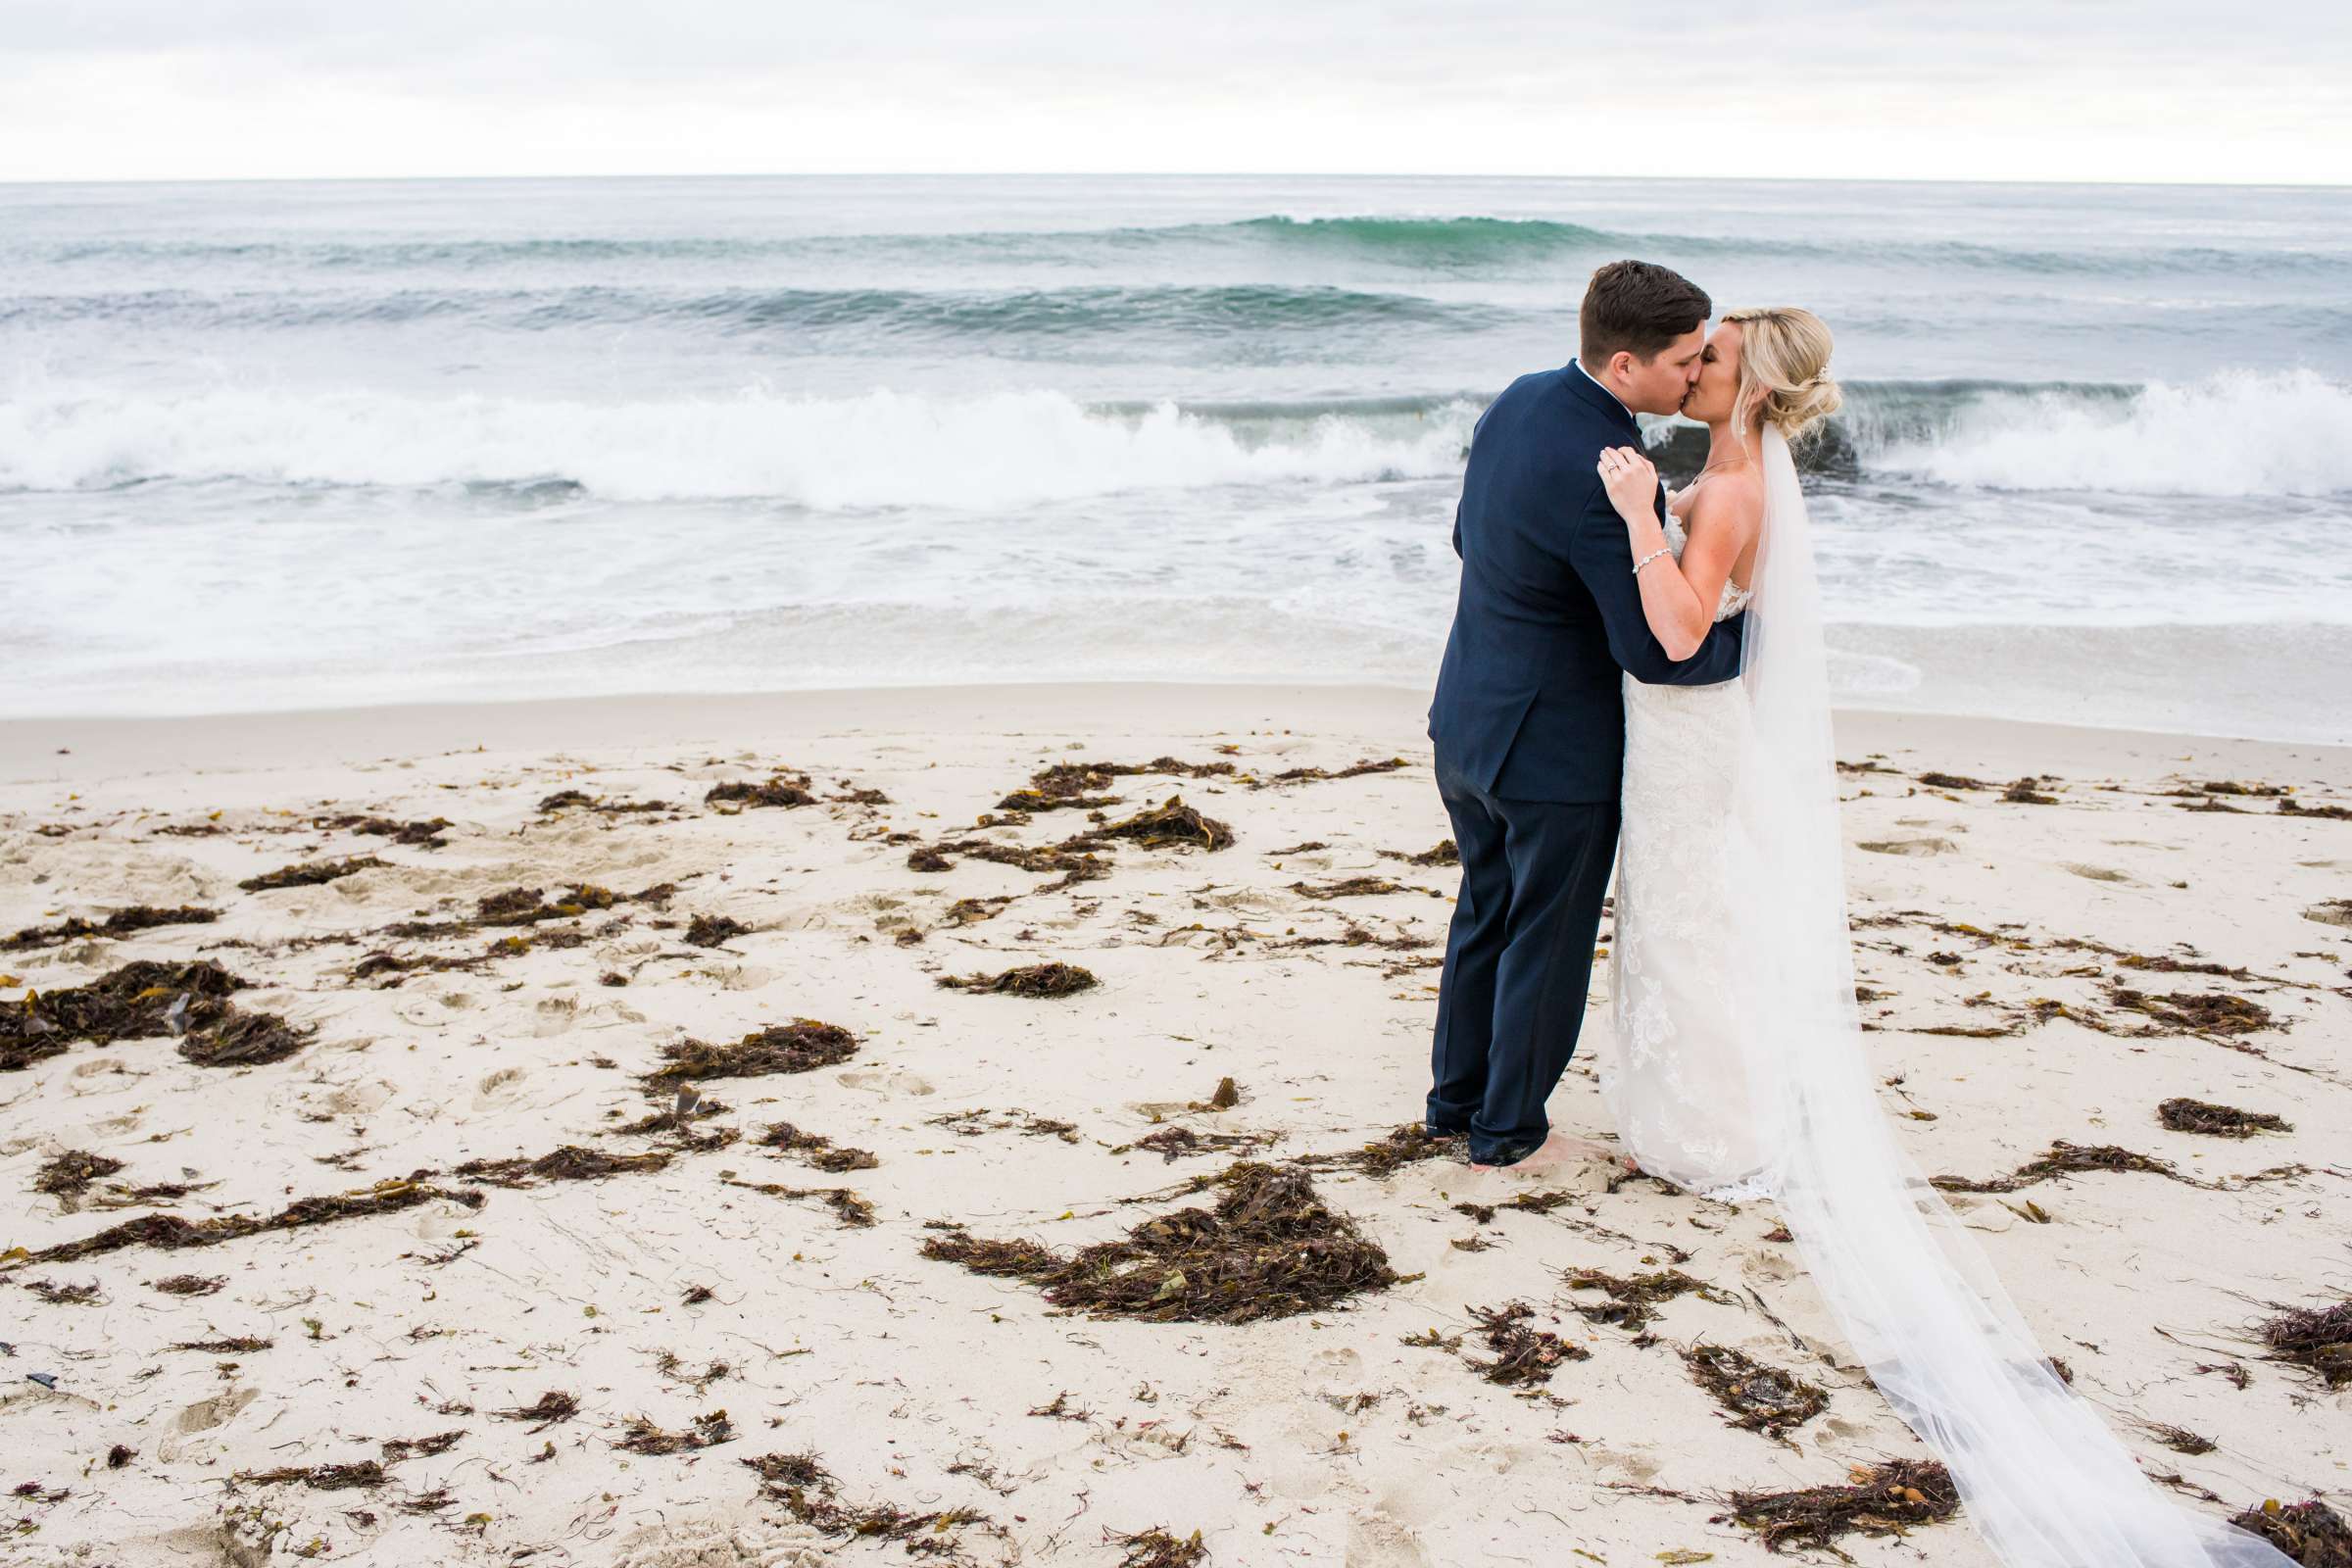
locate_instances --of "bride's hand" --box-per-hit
[1597,446,1658,521]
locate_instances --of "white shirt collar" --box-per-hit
[1573,357,1632,418]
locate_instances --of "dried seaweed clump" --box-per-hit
[174,1008,313,1067]
[1561,1267,1738,1333]
[5,904,219,951]
[379,1430,466,1462]
[1001,756,1236,813]
[1290,876,1405,900]
[614,1409,733,1454]
[1294,1121,1462,1177]
[1111,1527,1208,1568]
[1685,1344,1829,1436]
[745,1449,999,1552]
[2256,1297,2352,1388]
[1916,770,1990,790]
[25,1278,102,1305]
[926,1107,1081,1144]
[1932,1139,2187,1195]
[238,855,388,891]
[33,1150,125,1197]
[4,957,241,1065]
[2146,1421,2217,1456]
[476,883,622,927]
[1062,796,1234,854]
[1124,1126,1273,1163]
[902,836,1112,901]
[537,790,671,816]
[3,958,311,1072]
[2227,1497,2352,1567]
[705,773,814,808]
[921,1160,1398,1324]
[937,962,1099,998]
[1464,1300,1589,1386]
[2159,1097,2293,1138]
[233,1460,387,1491]
[722,1179,877,1228]
[684,912,751,948]
[1723,1459,1958,1552]
[172,1335,270,1353]
[491,1391,580,1431]
[23,1176,483,1265]
[760,1122,880,1172]
[1266,757,1408,786]
[641,1019,858,1089]
[148,1273,225,1296]
[450,1145,673,1188]
[2110,988,2274,1036]
[318,813,454,847]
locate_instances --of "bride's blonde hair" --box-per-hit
[1722,307,1840,447]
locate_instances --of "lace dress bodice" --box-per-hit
[1662,502,1753,621]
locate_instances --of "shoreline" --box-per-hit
[7,679,2348,789]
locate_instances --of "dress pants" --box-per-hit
[1426,757,1621,1166]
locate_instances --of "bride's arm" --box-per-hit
[1597,446,1752,662]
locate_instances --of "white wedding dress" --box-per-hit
[1604,500,1772,1200]
[1596,426,2294,1568]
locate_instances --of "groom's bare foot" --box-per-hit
[1471,1130,1616,1174]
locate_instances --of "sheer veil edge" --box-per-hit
[1720,423,2295,1566]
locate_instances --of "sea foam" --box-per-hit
[1869,368,2352,496]
[0,385,1483,507]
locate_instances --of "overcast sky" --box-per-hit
[4,1,2345,185]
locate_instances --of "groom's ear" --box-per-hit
[1602,349,1633,384]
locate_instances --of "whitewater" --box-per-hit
[5,172,2348,738]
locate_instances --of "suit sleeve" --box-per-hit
[1564,473,1746,686]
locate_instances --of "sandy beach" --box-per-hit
[2,682,2346,1567]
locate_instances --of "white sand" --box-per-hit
[2,684,2346,1567]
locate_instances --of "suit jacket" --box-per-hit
[1427,359,1746,804]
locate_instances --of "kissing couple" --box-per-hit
[1422,261,2294,1567]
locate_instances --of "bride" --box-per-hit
[1589,309,2295,1567]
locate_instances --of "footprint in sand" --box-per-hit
[1859,837,1959,857]
[157,1387,259,1464]
[836,1067,934,1097]
[1345,1510,1435,1568]
[1582,1442,1665,1483]
[475,1066,528,1109]
[317,1078,396,1117]
[697,964,779,994]
[68,1057,135,1092]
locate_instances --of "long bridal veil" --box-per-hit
[1719,423,2293,1566]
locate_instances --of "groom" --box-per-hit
[1424,260,1746,1170]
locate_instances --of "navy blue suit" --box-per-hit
[1424,360,1745,1164]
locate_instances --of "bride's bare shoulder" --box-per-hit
[1686,465,1765,540]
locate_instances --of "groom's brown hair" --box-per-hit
[1580,260,1711,365]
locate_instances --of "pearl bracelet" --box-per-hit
[1631,545,1673,575]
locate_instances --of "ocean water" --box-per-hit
[5,174,2349,741]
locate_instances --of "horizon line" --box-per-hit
[4,169,2349,194]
